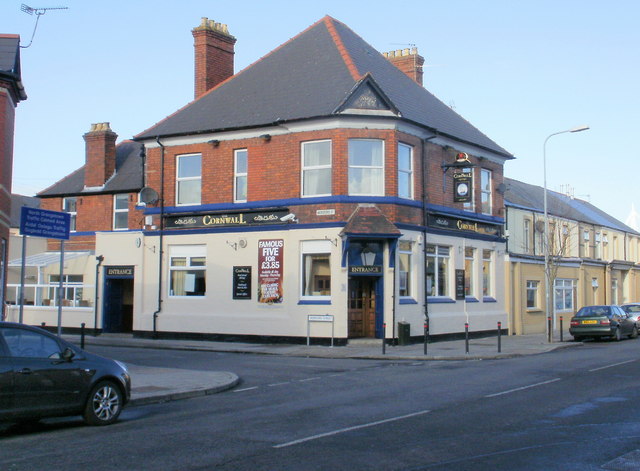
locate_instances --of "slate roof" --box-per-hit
[38,140,144,197]
[504,177,638,234]
[0,34,27,101]
[136,16,512,158]
[10,194,39,227]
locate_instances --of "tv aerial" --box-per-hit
[19,4,69,49]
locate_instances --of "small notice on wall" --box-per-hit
[258,239,284,303]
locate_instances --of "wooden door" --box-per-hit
[348,278,376,338]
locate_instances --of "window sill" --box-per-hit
[428,297,455,304]
[483,297,497,303]
[399,298,418,305]
[298,299,331,305]
[465,297,479,303]
[526,308,544,313]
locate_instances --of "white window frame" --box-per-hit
[398,240,413,297]
[300,240,332,301]
[113,194,129,230]
[169,245,206,298]
[63,197,77,232]
[554,278,575,312]
[348,139,384,196]
[301,140,332,197]
[426,245,450,297]
[480,169,492,215]
[523,219,531,253]
[464,247,476,298]
[397,143,413,199]
[176,153,202,206]
[482,249,493,298]
[234,149,248,203]
[526,280,539,309]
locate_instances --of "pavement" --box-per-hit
[62,332,581,407]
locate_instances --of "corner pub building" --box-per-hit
[33,16,513,343]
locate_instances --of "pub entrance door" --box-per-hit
[348,277,378,338]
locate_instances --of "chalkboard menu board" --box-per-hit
[455,269,466,300]
[233,266,252,299]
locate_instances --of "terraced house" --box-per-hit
[16,16,514,343]
[504,178,640,335]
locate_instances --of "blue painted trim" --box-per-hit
[399,298,418,305]
[428,297,456,304]
[144,195,424,215]
[298,300,331,305]
[465,297,479,303]
[483,297,497,303]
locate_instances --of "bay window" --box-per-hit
[302,140,331,197]
[348,139,384,196]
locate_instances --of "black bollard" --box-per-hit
[559,316,563,342]
[382,323,386,355]
[424,322,429,355]
[81,322,86,349]
[465,322,469,354]
[497,321,502,353]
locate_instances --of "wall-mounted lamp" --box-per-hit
[208,139,220,147]
[259,134,271,142]
[361,245,376,266]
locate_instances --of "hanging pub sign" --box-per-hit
[453,171,473,203]
[164,209,292,230]
[232,266,252,299]
[258,239,284,303]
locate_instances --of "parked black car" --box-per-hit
[0,322,131,425]
[569,305,638,341]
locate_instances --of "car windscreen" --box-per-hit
[576,306,610,317]
[622,305,640,313]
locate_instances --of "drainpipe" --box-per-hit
[94,255,104,336]
[153,137,166,339]
[422,135,436,328]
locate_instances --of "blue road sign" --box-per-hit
[20,207,71,240]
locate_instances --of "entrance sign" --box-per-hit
[20,207,71,240]
[258,239,283,303]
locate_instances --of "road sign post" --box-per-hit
[19,207,70,335]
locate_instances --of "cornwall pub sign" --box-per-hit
[165,209,291,230]
[428,214,502,237]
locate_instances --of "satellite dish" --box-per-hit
[496,183,507,195]
[139,187,159,205]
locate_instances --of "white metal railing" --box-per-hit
[6,283,95,308]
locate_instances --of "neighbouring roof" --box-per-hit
[10,194,39,228]
[38,140,144,197]
[136,16,512,158]
[504,178,639,234]
[0,34,27,101]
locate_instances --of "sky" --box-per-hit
[2,0,639,226]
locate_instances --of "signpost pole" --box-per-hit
[57,240,65,337]
[19,234,27,323]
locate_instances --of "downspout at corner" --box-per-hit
[153,136,166,339]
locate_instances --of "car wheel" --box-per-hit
[83,380,123,426]
[573,336,583,342]
[630,326,639,339]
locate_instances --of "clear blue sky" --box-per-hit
[2,0,638,225]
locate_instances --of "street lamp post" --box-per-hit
[543,125,589,342]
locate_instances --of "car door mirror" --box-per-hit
[62,347,75,362]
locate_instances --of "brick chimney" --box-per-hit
[192,17,236,99]
[83,122,117,188]
[383,47,425,86]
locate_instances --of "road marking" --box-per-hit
[298,377,321,382]
[589,359,636,372]
[485,378,561,398]
[233,387,258,393]
[268,382,290,387]
[273,409,431,448]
